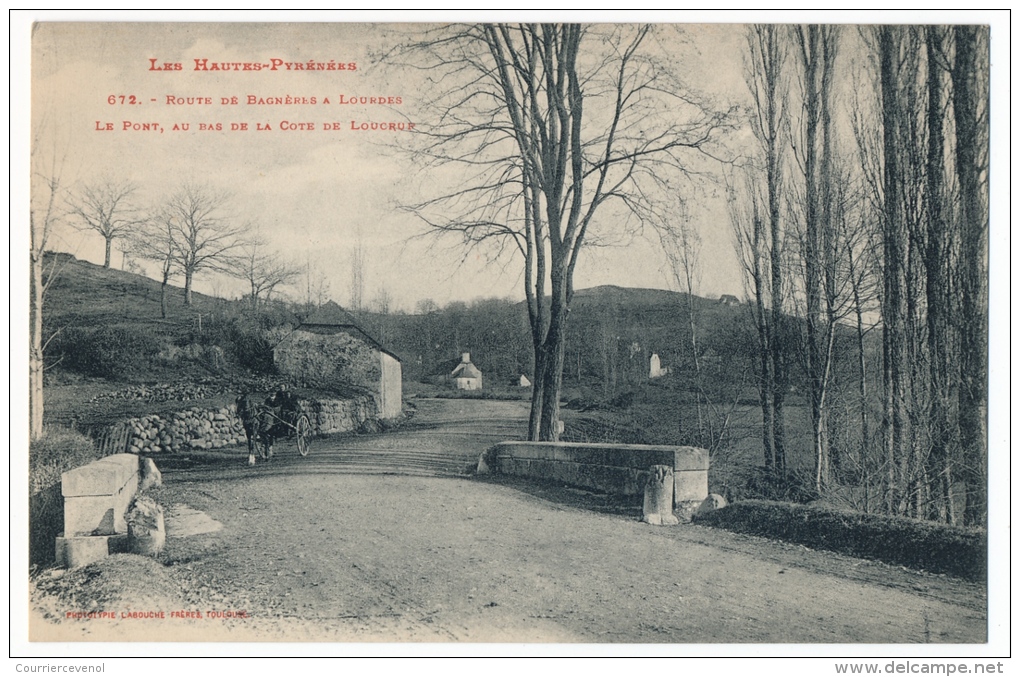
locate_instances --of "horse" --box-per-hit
[235,393,277,465]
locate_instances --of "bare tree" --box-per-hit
[160,183,243,305]
[374,286,393,315]
[68,177,142,268]
[349,239,365,315]
[660,202,710,443]
[127,216,179,319]
[951,25,989,526]
[303,255,332,310]
[399,23,731,440]
[29,120,68,440]
[739,23,791,474]
[878,25,921,516]
[923,25,957,522]
[793,24,842,493]
[233,234,301,313]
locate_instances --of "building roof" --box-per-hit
[452,361,482,379]
[302,301,360,326]
[283,301,402,362]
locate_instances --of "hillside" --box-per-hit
[42,251,247,334]
[38,252,772,395]
[39,253,298,426]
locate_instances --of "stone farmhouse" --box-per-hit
[273,302,403,419]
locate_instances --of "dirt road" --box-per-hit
[33,398,986,643]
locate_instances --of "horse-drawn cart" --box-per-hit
[266,407,313,457]
[236,393,313,464]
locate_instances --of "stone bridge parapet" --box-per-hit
[482,441,709,513]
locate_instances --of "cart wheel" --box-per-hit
[296,414,311,456]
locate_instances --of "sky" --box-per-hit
[22,12,1010,316]
[27,18,753,312]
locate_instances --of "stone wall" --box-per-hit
[127,407,244,454]
[274,329,380,394]
[483,441,709,510]
[301,396,378,435]
[121,394,379,454]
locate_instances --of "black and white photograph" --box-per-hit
[13,10,1009,665]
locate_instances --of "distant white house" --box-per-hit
[450,353,483,390]
[649,353,669,379]
[518,374,532,388]
[719,294,741,307]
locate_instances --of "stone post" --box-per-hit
[642,465,679,526]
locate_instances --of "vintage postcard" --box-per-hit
[15,11,1009,665]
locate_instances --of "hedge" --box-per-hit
[48,326,167,378]
[30,427,107,566]
[693,500,986,581]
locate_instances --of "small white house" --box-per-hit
[518,374,532,388]
[649,353,668,379]
[450,353,483,390]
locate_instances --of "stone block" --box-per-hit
[61,454,138,498]
[642,465,679,526]
[695,493,728,516]
[55,533,130,569]
[139,457,162,492]
[671,447,709,472]
[491,441,710,504]
[62,454,140,536]
[63,496,119,536]
[674,468,709,504]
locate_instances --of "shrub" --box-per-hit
[735,467,820,504]
[694,500,986,581]
[50,326,166,378]
[226,321,277,374]
[30,427,106,566]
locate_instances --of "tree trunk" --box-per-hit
[538,270,568,442]
[104,237,113,268]
[879,26,912,516]
[528,342,546,441]
[768,132,787,476]
[952,25,988,526]
[748,24,787,475]
[160,270,170,319]
[924,27,955,523]
[849,253,870,491]
[688,290,707,449]
[29,250,45,441]
[184,269,194,305]
[798,25,831,494]
[752,214,774,472]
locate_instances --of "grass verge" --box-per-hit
[694,500,986,582]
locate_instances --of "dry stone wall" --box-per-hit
[127,407,244,454]
[303,397,378,435]
[123,395,378,454]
